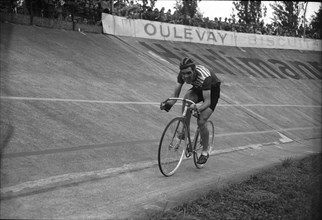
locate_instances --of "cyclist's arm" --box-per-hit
[169,83,183,105]
[173,82,183,97]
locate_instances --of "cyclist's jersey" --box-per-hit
[177,65,221,90]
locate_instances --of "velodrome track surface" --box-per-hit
[0,23,321,218]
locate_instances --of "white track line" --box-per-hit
[2,126,319,159]
[1,96,321,107]
[0,126,320,197]
[215,126,321,137]
[0,140,306,198]
[2,139,320,198]
[0,96,160,105]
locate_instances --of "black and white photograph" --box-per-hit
[1,0,321,219]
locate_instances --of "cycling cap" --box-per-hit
[179,57,195,70]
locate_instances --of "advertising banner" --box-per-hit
[102,13,321,51]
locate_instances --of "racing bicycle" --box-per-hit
[158,98,214,177]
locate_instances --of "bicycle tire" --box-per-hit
[193,120,215,169]
[158,117,188,177]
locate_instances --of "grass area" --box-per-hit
[148,154,321,220]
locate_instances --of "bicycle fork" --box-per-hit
[169,120,194,158]
[184,126,194,158]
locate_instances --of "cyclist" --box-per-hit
[160,57,221,164]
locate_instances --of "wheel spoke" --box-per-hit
[158,118,187,177]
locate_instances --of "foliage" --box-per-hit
[182,0,200,19]
[270,1,305,29]
[148,154,322,219]
[233,0,267,23]
[141,0,157,9]
[174,0,200,19]
[310,5,322,37]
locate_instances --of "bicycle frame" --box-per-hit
[158,97,214,176]
[165,98,198,155]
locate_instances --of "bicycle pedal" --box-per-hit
[185,151,192,158]
[185,144,192,157]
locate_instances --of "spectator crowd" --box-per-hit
[1,0,320,39]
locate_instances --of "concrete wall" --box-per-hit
[0,12,102,33]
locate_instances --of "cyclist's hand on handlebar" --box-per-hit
[160,100,173,112]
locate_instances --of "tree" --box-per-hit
[233,0,267,24]
[174,0,201,19]
[173,0,201,25]
[309,5,322,38]
[270,1,304,30]
[183,0,200,18]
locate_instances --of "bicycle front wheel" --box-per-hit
[193,120,215,169]
[158,117,188,177]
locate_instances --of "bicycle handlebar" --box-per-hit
[162,98,200,119]
[166,97,197,107]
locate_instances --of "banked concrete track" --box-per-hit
[0,22,321,219]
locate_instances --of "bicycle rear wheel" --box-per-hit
[158,117,188,177]
[193,120,214,169]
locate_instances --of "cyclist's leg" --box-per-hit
[197,108,213,153]
[182,89,200,133]
[198,84,220,154]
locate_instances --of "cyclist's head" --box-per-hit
[179,57,195,71]
[180,57,196,84]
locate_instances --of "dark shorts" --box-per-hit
[189,83,221,111]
